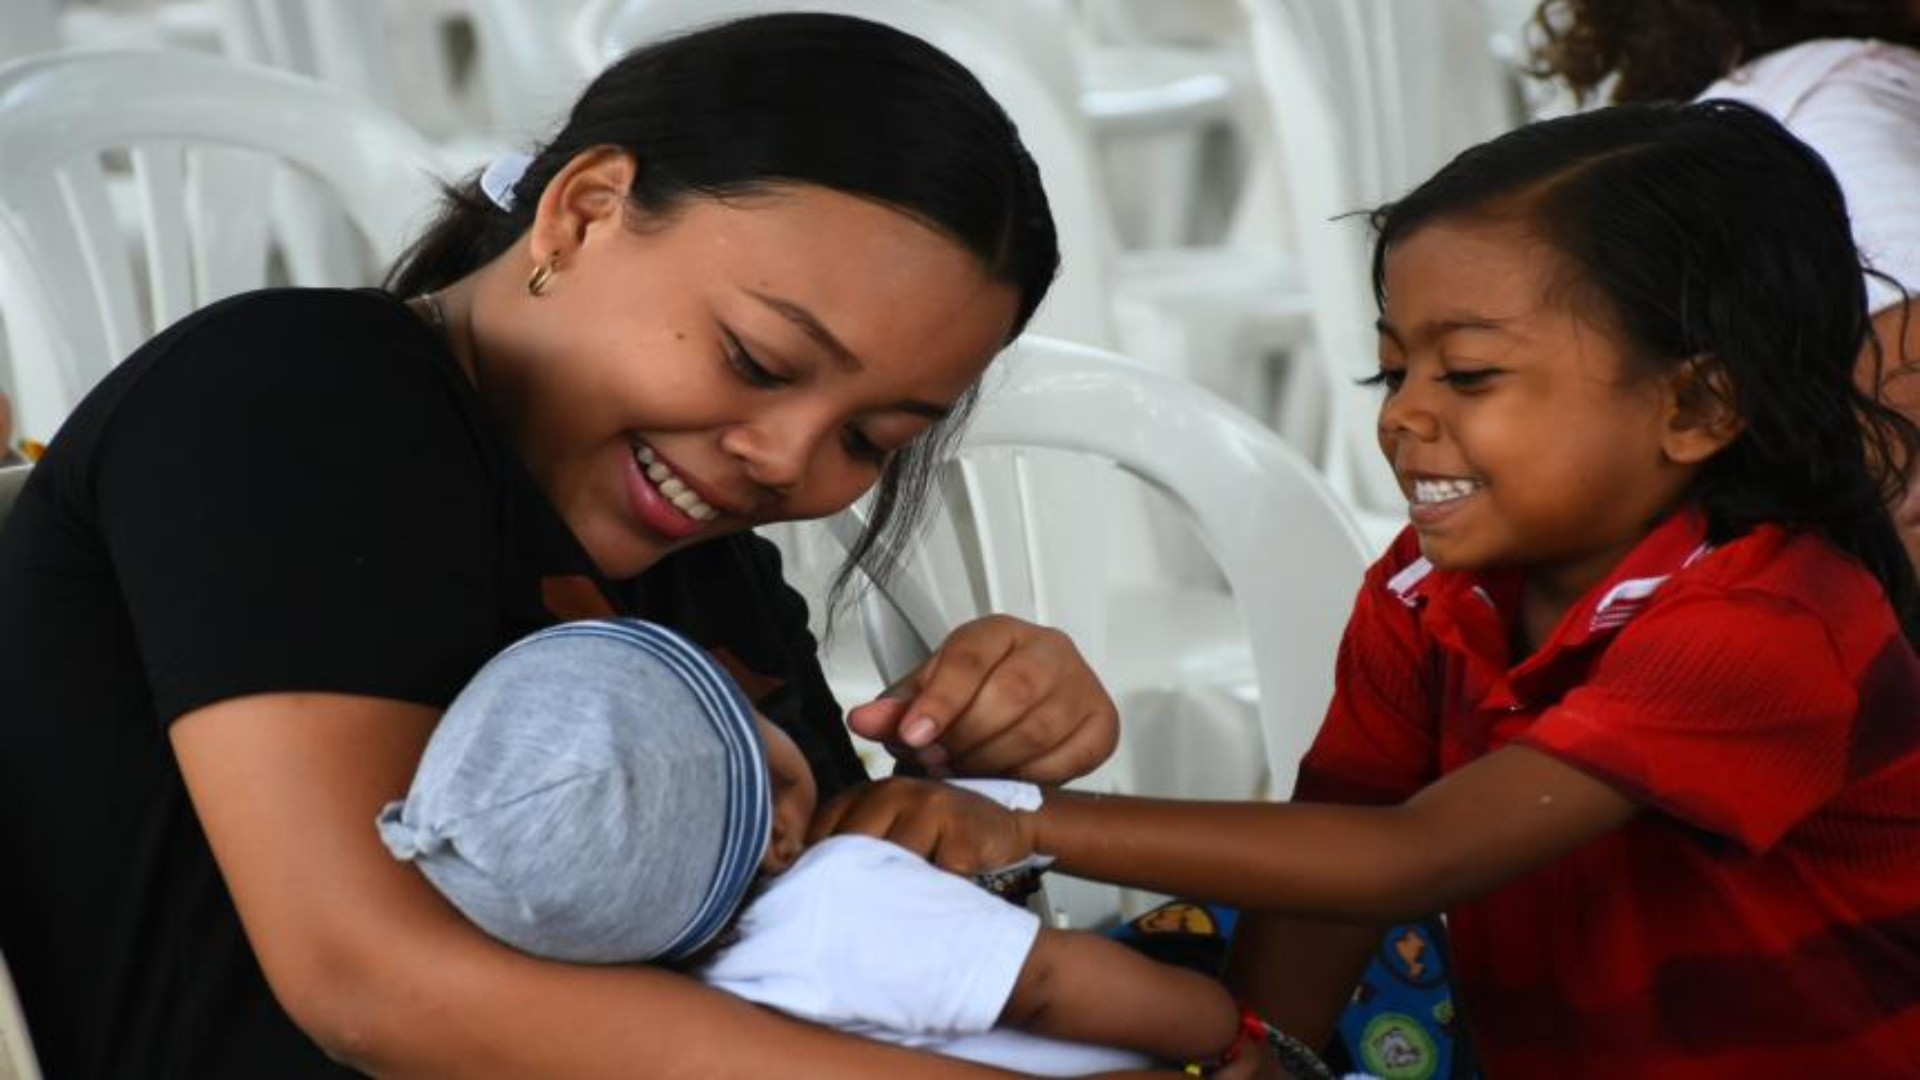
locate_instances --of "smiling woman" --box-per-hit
[0,14,1153,1080]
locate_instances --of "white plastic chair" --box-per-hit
[0,897,41,1080]
[0,49,448,439]
[1235,0,1518,547]
[830,336,1372,926]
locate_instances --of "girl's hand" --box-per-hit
[807,776,1036,876]
[844,615,1119,782]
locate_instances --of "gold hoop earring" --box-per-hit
[527,253,559,297]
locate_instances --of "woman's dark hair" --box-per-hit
[1369,100,1920,641]
[386,13,1059,606]
[1529,0,1920,103]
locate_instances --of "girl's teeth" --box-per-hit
[660,477,688,499]
[1413,479,1481,504]
[646,462,670,483]
[636,445,657,465]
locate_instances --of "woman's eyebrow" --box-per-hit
[745,287,953,420]
[748,289,863,372]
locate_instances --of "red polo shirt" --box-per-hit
[1297,508,1920,1078]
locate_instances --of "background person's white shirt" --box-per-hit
[1700,38,1920,314]
[701,834,1152,1075]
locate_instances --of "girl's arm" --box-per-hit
[1000,926,1239,1063]
[817,743,1637,923]
[170,692,1034,1079]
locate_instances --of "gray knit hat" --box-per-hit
[377,619,771,963]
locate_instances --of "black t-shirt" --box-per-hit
[0,289,867,1077]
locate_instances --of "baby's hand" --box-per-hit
[807,776,1035,876]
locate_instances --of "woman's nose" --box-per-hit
[720,418,819,494]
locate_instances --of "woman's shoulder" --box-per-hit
[78,287,474,444]
[168,287,444,368]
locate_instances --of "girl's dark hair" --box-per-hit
[1529,0,1920,103]
[1369,100,1920,641]
[386,13,1059,606]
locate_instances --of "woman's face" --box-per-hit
[471,152,1020,579]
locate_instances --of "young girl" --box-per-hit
[826,100,1920,1078]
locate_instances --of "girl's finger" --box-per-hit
[805,786,868,844]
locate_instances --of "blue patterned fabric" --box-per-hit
[1105,900,1476,1080]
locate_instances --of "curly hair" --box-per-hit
[1529,0,1920,103]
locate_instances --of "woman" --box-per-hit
[0,15,1151,1077]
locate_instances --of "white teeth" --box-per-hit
[632,442,719,522]
[1412,478,1482,505]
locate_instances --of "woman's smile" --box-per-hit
[625,439,728,541]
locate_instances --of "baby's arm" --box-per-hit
[999,925,1239,1064]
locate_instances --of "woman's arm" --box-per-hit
[819,743,1637,923]
[1001,927,1238,1063]
[170,691,1030,1078]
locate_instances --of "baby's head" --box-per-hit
[378,618,815,964]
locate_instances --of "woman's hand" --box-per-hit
[808,776,1036,876]
[845,615,1118,782]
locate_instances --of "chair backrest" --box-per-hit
[0,947,41,1080]
[467,0,600,140]
[837,335,1371,799]
[586,0,1119,349]
[1234,0,1515,517]
[0,49,446,437]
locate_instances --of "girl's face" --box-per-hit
[472,152,1019,579]
[1373,217,1715,611]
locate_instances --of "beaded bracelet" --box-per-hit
[1183,1005,1337,1079]
[1260,1017,1337,1080]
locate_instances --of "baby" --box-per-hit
[377,618,1246,1075]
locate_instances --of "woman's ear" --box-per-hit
[1661,354,1744,465]
[525,147,640,269]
